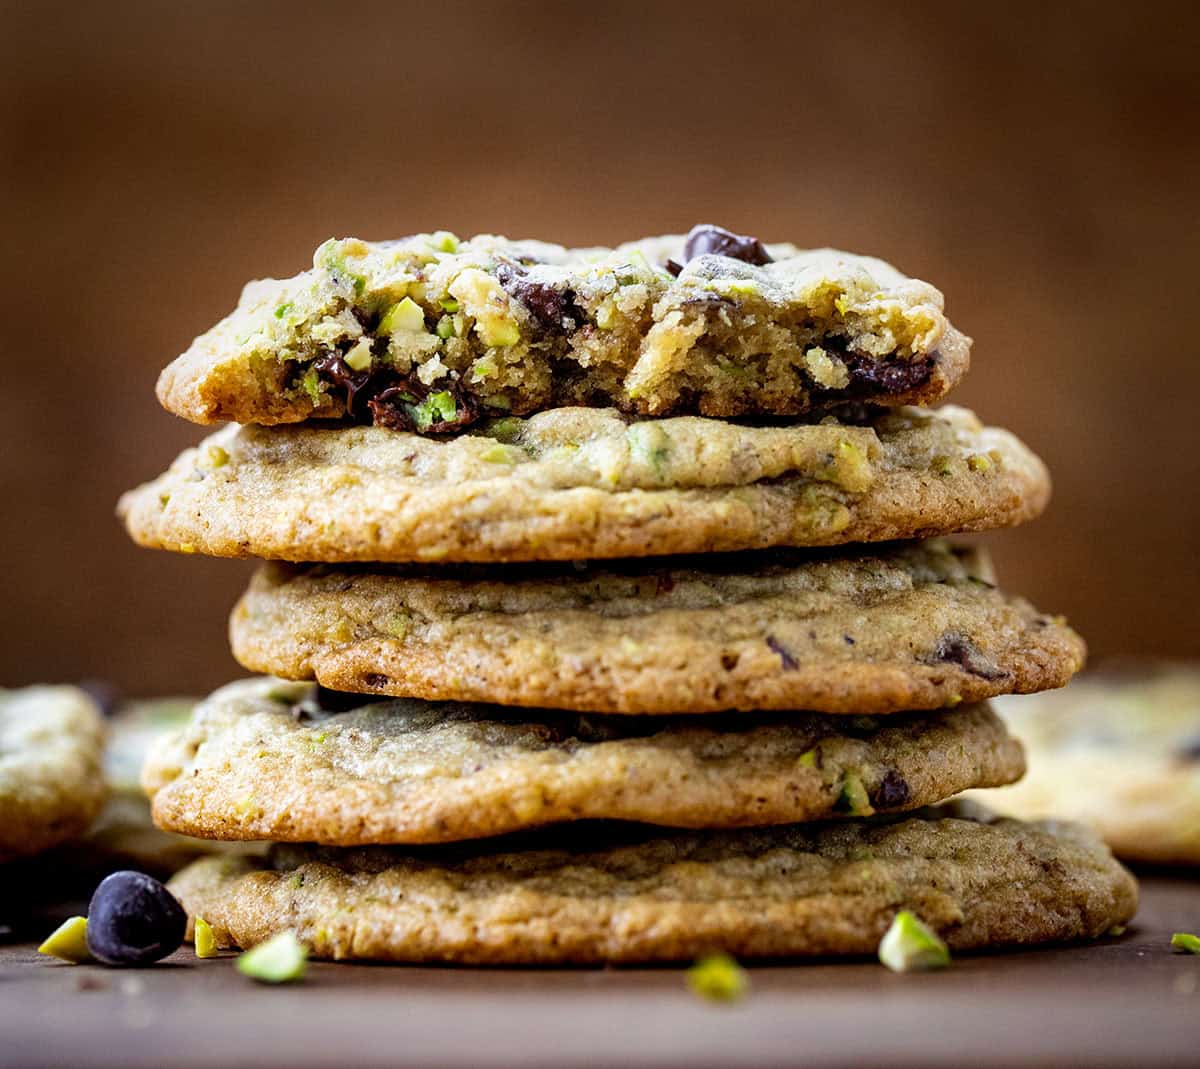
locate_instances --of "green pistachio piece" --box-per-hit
[343,339,373,371]
[435,316,456,340]
[273,302,293,319]
[487,416,523,443]
[686,952,749,1002]
[236,931,308,983]
[1171,932,1200,954]
[627,422,671,477]
[405,391,457,432]
[194,916,218,959]
[38,916,92,964]
[300,367,321,406]
[967,454,992,473]
[439,297,460,314]
[378,297,427,335]
[480,443,521,464]
[878,911,950,973]
[429,231,459,253]
[932,454,955,477]
[206,445,229,468]
[837,772,874,816]
[797,748,818,768]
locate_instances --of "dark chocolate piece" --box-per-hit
[682,224,773,267]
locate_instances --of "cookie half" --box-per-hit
[968,666,1200,865]
[0,686,108,862]
[156,227,968,430]
[119,405,1048,563]
[231,542,1085,715]
[168,809,1136,964]
[142,678,1024,845]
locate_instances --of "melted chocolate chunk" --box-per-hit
[495,261,584,331]
[766,635,799,671]
[682,224,773,267]
[665,258,683,277]
[927,633,1009,681]
[840,351,935,396]
[312,353,373,415]
[871,769,911,809]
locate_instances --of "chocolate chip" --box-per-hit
[839,351,935,396]
[682,224,773,267]
[843,634,856,646]
[927,633,1009,681]
[312,353,373,415]
[871,769,911,809]
[495,261,584,331]
[665,258,683,277]
[766,635,799,671]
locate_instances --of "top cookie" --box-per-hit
[0,686,108,862]
[156,225,969,430]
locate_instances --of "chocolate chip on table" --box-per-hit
[871,769,911,809]
[766,635,799,671]
[86,871,186,966]
[926,632,1009,681]
[682,224,774,267]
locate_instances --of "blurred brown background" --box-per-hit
[2,1,1197,696]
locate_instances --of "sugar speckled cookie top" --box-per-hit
[968,666,1200,865]
[119,404,1048,563]
[231,541,1085,714]
[156,225,968,430]
[0,686,108,862]
[167,808,1136,964]
[142,677,1024,845]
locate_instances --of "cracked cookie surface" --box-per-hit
[167,807,1136,964]
[119,405,1048,563]
[156,227,969,430]
[142,678,1024,845]
[230,541,1085,714]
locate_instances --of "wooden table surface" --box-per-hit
[2,873,1197,1069]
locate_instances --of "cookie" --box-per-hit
[967,666,1200,865]
[156,226,969,432]
[0,686,108,862]
[142,678,1024,845]
[230,542,1084,715]
[167,808,1136,964]
[119,404,1048,563]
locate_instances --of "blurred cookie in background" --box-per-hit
[966,664,1200,866]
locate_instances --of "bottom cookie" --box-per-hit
[169,808,1136,965]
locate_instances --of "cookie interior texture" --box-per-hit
[231,541,1085,714]
[142,678,1024,845]
[167,808,1136,964]
[119,404,1049,563]
[0,686,108,862]
[967,666,1200,865]
[155,227,968,430]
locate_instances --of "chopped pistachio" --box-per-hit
[722,279,760,297]
[837,772,874,816]
[194,916,218,959]
[878,911,950,973]
[488,416,523,443]
[236,931,308,983]
[408,391,457,431]
[435,315,456,340]
[317,241,367,296]
[931,454,955,477]
[273,302,293,319]
[967,454,992,473]
[378,297,427,335]
[1107,924,1126,937]
[38,916,92,964]
[439,296,460,314]
[834,294,850,317]
[343,339,373,371]
[429,231,459,254]
[206,445,229,468]
[686,953,749,1002]
[300,367,322,406]
[480,443,521,465]
[1171,932,1200,954]
[627,422,671,477]
[449,268,521,347]
[798,748,818,768]
[595,301,618,330]
[383,612,409,639]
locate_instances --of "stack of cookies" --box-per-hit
[120,225,1135,964]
